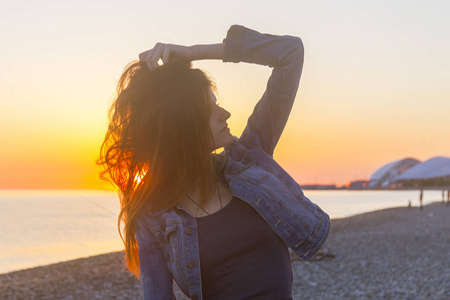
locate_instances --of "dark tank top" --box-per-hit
[196,196,293,299]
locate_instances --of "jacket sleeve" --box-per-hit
[136,220,175,300]
[223,25,304,156]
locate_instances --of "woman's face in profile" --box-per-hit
[209,90,234,150]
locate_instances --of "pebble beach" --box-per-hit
[1,202,448,299]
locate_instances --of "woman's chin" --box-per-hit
[212,133,235,151]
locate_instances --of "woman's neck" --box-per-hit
[178,180,232,217]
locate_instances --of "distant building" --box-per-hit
[303,156,450,190]
[394,156,450,188]
[368,158,420,189]
[348,180,370,190]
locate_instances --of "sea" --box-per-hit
[0,189,444,274]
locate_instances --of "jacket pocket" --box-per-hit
[150,224,179,265]
[151,224,177,244]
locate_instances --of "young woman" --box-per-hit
[99,25,330,299]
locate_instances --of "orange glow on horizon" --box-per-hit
[1,1,450,190]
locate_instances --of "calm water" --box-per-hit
[0,189,442,274]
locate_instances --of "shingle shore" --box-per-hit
[1,202,448,299]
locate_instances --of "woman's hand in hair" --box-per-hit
[139,43,225,71]
[139,43,191,71]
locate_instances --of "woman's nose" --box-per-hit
[220,107,231,121]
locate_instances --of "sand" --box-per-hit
[1,202,449,299]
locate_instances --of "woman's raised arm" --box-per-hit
[223,25,304,156]
[139,25,304,156]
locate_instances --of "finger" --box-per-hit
[139,44,158,70]
[138,50,150,62]
[161,47,170,65]
[143,44,158,70]
[146,43,161,59]
[140,42,161,62]
[147,43,164,70]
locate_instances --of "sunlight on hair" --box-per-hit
[134,171,146,185]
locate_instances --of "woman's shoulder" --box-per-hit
[217,137,268,172]
[223,136,252,155]
[216,137,248,165]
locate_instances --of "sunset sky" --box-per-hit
[1,0,449,189]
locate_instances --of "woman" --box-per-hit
[99,25,330,299]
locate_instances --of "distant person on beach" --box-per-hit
[98,25,330,299]
[419,189,423,210]
[447,189,449,206]
[442,190,445,203]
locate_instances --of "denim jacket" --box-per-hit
[136,25,331,300]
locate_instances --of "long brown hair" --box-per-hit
[98,61,216,277]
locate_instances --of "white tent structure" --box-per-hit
[368,158,420,188]
[394,156,450,181]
